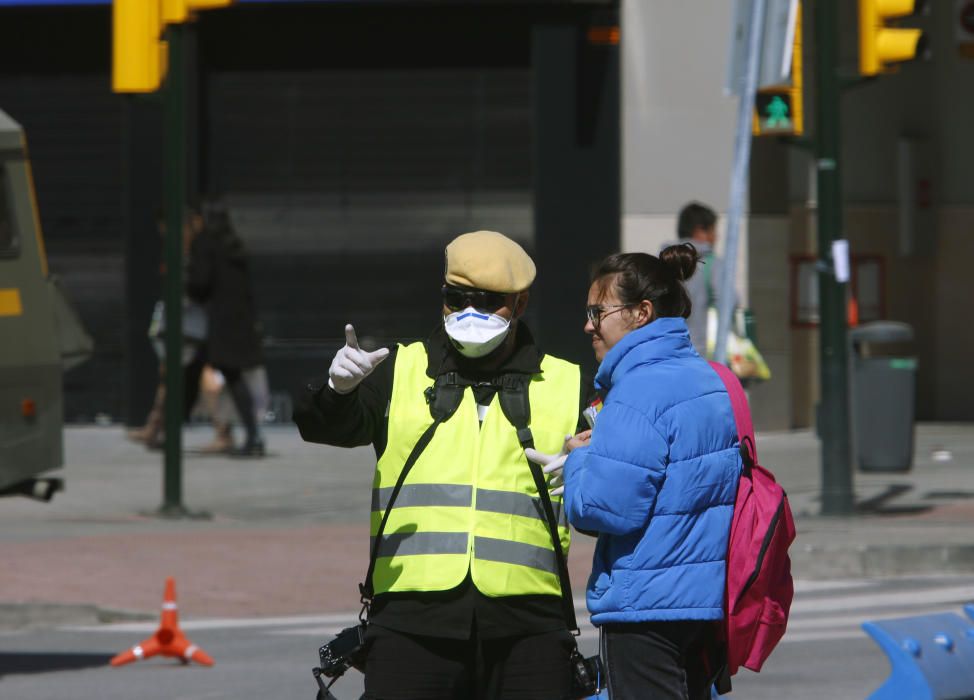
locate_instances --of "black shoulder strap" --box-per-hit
[497,373,579,635]
[359,374,467,607]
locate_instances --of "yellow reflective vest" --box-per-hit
[371,341,581,598]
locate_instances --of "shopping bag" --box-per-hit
[706,307,771,381]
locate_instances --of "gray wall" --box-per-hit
[622,0,737,253]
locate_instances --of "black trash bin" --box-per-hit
[849,321,917,472]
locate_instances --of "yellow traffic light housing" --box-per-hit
[858,0,929,76]
[162,0,192,25]
[162,0,234,25]
[114,0,234,94]
[754,1,804,137]
[112,0,166,93]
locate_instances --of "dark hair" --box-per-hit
[677,201,717,240]
[592,244,700,320]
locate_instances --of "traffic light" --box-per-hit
[858,0,930,76]
[754,1,804,137]
[754,91,802,136]
[112,0,166,93]
[113,0,234,93]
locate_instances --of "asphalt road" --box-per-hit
[3,574,973,699]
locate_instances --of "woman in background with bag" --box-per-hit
[186,198,266,457]
[128,214,211,449]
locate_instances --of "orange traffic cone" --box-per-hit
[111,577,214,667]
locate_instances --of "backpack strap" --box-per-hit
[709,360,757,466]
[497,373,580,636]
[709,359,749,696]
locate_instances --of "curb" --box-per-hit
[793,544,974,579]
[0,603,155,631]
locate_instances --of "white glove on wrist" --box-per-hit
[328,324,390,395]
[524,436,572,496]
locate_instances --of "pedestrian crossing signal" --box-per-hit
[754,92,797,135]
[752,1,804,137]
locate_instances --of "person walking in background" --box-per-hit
[186,198,266,457]
[294,231,592,699]
[541,246,741,699]
[676,201,720,356]
[128,213,209,450]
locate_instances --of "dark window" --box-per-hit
[0,165,19,258]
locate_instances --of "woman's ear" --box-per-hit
[635,299,654,328]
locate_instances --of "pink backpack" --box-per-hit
[709,361,796,683]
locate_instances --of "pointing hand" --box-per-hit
[328,324,390,395]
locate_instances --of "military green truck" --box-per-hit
[0,108,92,501]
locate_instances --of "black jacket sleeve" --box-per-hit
[292,345,397,457]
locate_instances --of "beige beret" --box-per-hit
[444,231,536,293]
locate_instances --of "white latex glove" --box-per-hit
[524,435,572,496]
[327,324,390,395]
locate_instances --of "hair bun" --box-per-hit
[660,243,700,281]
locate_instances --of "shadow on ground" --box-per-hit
[855,484,934,516]
[0,652,114,677]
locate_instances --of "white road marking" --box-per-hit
[62,581,974,649]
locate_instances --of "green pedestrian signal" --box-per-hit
[765,95,791,127]
[753,91,799,136]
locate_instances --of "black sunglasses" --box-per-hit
[442,285,511,312]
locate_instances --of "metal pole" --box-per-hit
[161,22,187,517]
[715,0,767,365]
[814,0,853,515]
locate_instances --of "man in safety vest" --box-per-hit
[295,230,592,699]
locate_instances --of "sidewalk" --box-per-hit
[1,423,972,628]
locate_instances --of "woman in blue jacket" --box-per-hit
[563,246,740,699]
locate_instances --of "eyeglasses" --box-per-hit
[442,285,511,312]
[585,304,631,330]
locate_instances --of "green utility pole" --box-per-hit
[813,0,854,515]
[161,22,188,517]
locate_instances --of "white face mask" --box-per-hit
[443,306,511,358]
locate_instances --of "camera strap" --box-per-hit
[497,374,580,635]
[359,373,468,609]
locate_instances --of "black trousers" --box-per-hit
[600,621,719,700]
[362,625,575,700]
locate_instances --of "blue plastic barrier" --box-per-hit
[965,604,974,622]
[862,612,974,699]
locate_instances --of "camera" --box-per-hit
[569,648,603,698]
[318,623,368,679]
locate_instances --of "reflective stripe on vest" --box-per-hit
[371,485,568,529]
[372,484,473,512]
[371,531,470,558]
[372,341,581,597]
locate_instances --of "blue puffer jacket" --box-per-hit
[563,317,741,626]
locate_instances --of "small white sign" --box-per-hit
[832,240,850,283]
